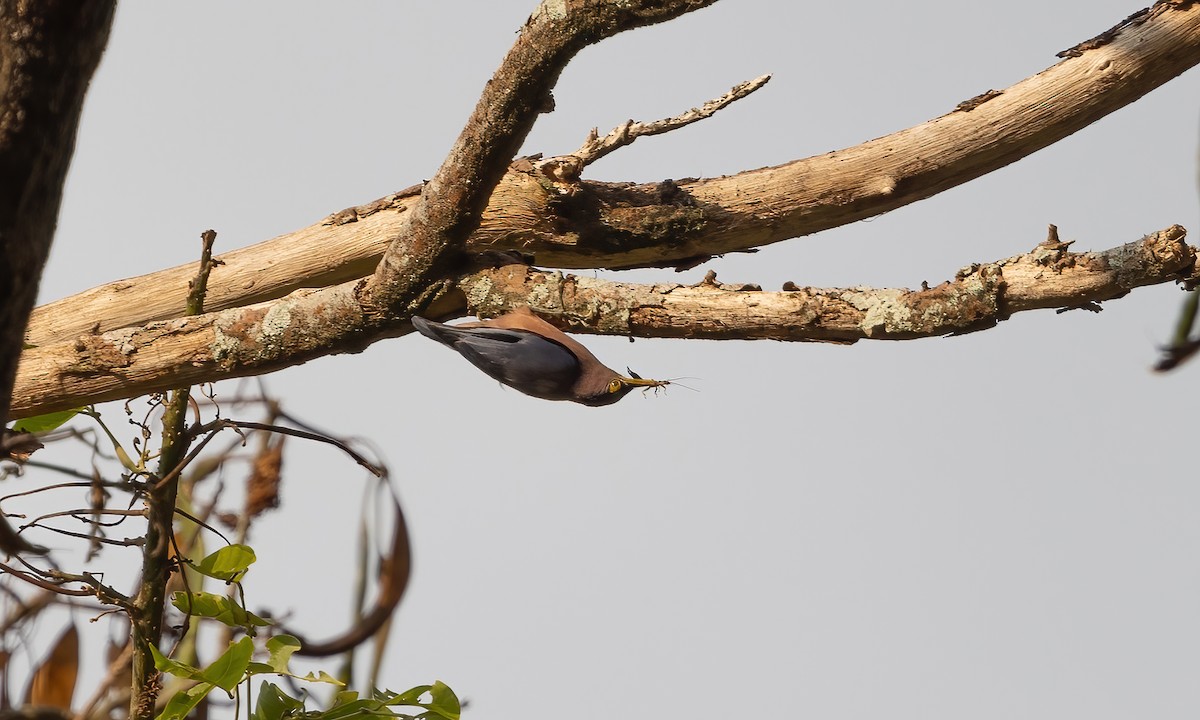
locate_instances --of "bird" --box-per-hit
[411,307,667,406]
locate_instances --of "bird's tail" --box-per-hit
[410,316,457,346]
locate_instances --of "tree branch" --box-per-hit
[459,225,1195,342]
[23,1,1200,348]
[10,225,1192,417]
[11,1,732,420]
[360,0,722,318]
[539,73,771,180]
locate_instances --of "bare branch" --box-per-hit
[543,74,772,178]
[40,567,133,609]
[220,420,385,479]
[458,225,1195,343]
[29,525,143,546]
[9,225,1192,417]
[361,0,721,315]
[10,1,727,421]
[23,1,1200,347]
[0,562,94,599]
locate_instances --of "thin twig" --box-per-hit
[153,421,239,491]
[22,459,104,483]
[171,505,232,547]
[227,420,385,478]
[0,562,93,596]
[29,508,142,521]
[32,525,144,547]
[567,74,771,170]
[186,230,220,316]
[2,480,128,503]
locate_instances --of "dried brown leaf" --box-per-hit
[23,624,78,710]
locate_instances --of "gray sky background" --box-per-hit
[14,1,1200,717]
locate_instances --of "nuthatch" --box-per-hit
[411,307,667,406]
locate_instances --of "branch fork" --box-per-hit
[6,1,1200,419]
[536,73,772,184]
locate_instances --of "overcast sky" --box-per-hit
[15,1,1200,718]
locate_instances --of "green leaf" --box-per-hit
[156,681,215,720]
[152,639,252,699]
[376,682,460,719]
[201,636,253,692]
[252,681,306,720]
[243,635,342,686]
[295,669,343,685]
[328,689,363,707]
[386,685,432,706]
[264,634,301,673]
[301,683,460,720]
[149,644,204,682]
[170,591,272,630]
[11,409,81,434]
[194,544,257,582]
[321,693,376,720]
[420,681,461,720]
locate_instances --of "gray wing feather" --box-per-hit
[412,318,579,399]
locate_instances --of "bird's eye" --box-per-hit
[607,379,624,394]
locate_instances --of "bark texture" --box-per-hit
[0,0,115,425]
[10,225,1193,418]
[360,0,721,318]
[9,1,1200,421]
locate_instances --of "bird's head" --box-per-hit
[579,369,670,407]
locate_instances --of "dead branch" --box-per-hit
[219,420,384,478]
[22,1,1200,348]
[361,0,723,319]
[539,73,772,181]
[0,563,94,599]
[458,225,1194,342]
[9,225,1191,417]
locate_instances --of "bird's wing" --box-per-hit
[417,321,580,399]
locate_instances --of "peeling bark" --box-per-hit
[11,226,1192,418]
[461,226,1195,342]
